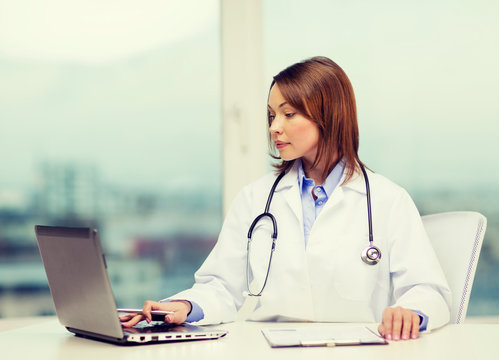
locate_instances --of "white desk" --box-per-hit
[1,317,499,360]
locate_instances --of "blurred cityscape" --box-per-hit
[0,161,222,317]
[0,161,498,318]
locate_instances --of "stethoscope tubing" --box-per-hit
[246,164,380,296]
[246,171,285,296]
[360,164,374,246]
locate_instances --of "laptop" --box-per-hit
[34,225,227,345]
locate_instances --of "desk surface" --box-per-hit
[1,317,499,360]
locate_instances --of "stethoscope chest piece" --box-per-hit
[361,245,382,265]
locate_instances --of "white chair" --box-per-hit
[421,211,487,324]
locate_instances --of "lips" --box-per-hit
[274,140,290,150]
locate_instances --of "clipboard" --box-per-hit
[261,325,388,348]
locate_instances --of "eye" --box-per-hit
[285,112,295,118]
[268,114,276,122]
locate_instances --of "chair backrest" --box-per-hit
[421,211,487,324]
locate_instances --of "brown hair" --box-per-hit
[269,56,363,183]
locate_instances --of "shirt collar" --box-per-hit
[275,159,369,196]
[297,158,345,197]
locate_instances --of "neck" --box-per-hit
[302,161,326,185]
[302,156,341,185]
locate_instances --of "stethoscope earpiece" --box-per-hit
[361,245,381,265]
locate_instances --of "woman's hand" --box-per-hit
[120,300,192,328]
[378,306,421,341]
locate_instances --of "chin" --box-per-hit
[279,156,297,162]
[278,152,298,162]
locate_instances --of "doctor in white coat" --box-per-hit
[121,56,451,341]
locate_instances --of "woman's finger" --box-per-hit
[391,307,403,341]
[121,314,144,328]
[411,312,420,339]
[401,310,413,340]
[381,307,394,340]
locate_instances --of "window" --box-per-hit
[2,0,497,320]
[0,1,221,316]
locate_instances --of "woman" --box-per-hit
[121,56,451,341]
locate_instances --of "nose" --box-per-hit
[269,116,283,136]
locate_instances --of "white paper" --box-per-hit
[262,325,386,347]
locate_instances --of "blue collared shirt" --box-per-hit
[297,159,344,246]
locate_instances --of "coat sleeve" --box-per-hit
[387,188,452,330]
[163,186,253,325]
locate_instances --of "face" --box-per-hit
[268,84,320,167]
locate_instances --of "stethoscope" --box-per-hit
[246,164,381,297]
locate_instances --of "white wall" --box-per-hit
[222,0,268,212]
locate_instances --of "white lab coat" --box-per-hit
[168,162,451,330]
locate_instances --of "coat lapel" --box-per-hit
[274,163,303,228]
[319,168,368,216]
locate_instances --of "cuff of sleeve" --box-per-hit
[160,299,205,323]
[412,309,429,332]
[185,301,204,323]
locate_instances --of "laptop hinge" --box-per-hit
[66,327,128,345]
